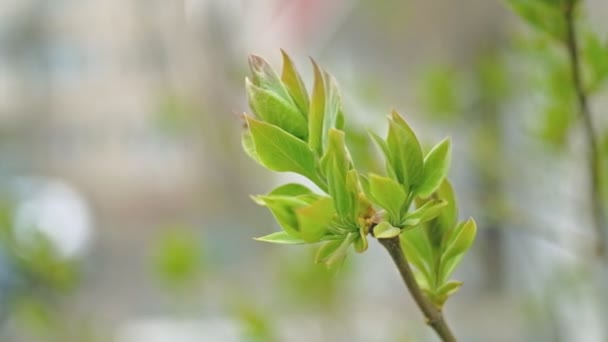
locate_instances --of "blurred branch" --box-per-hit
[564,0,607,258]
[377,236,457,342]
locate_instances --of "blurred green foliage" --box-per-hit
[417,66,463,120]
[152,227,206,291]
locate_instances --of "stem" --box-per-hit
[564,0,607,257]
[378,236,457,342]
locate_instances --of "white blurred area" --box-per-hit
[13,178,92,258]
[115,318,240,342]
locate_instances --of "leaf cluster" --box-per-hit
[242,51,476,306]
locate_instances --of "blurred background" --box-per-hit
[0,0,607,341]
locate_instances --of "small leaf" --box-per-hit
[308,59,326,155]
[439,218,477,283]
[367,173,406,223]
[402,199,447,227]
[296,197,335,242]
[354,226,368,253]
[401,227,433,282]
[437,281,463,297]
[320,129,356,221]
[246,79,308,140]
[254,231,307,244]
[322,71,345,149]
[256,195,310,237]
[268,183,313,197]
[373,222,401,239]
[248,54,292,100]
[417,137,451,198]
[315,239,343,263]
[324,233,357,266]
[434,180,457,232]
[241,129,261,164]
[245,116,322,186]
[386,110,424,188]
[280,49,309,115]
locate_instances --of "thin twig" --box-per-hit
[377,236,457,342]
[563,0,607,257]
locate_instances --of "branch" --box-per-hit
[564,0,608,257]
[377,236,457,342]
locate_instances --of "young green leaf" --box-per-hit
[439,218,477,284]
[245,116,321,186]
[268,183,314,197]
[434,180,457,232]
[400,228,433,281]
[373,222,401,239]
[321,129,355,220]
[369,131,399,184]
[246,78,308,140]
[280,50,309,115]
[387,110,424,188]
[366,173,406,223]
[296,197,335,242]
[242,129,261,164]
[308,59,326,155]
[354,226,369,253]
[402,199,447,227]
[255,195,311,237]
[254,231,308,244]
[417,137,451,198]
[321,232,357,266]
[248,54,292,101]
[315,239,343,263]
[437,281,463,298]
[322,71,345,149]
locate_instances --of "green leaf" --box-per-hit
[367,173,406,223]
[246,78,308,140]
[430,281,463,308]
[242,129,261,164]
[280,49,309,116]
[255,195,311,237]
[373,222,401,239]
[387,110,424,188]
[318,233,357,266]
[268,183,313,197]
[321,129,355,220]
[439,218,477,283]
[309,59,326,155]
[402,199,447,227]
[254,231,307,244]
[315,239,343,263]
[322,71,345,149]
[434,180,457,232]
[248,54,292,100]
[437,281,463,297]
[354,226,368,253]
[400,228,433,282]
[417,137,451,198]
[245,116,321,186]
[296,197,335,242]
[369,131,399,183]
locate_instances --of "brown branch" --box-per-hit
[377,236,457,342]
[564,0,607,257]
